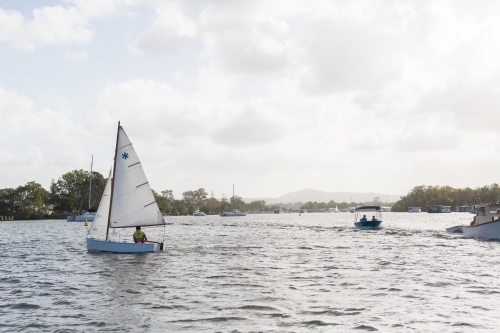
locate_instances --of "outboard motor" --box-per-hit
[160,242,164,251]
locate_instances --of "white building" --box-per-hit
[408,207,421,213]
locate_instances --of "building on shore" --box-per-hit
[427,205,451,213]
[455,205,472,213]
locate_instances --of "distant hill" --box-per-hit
[243,188,401,205]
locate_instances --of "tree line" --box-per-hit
[10,168,494,219]
[391,184,500,212]
[0,169,309,219]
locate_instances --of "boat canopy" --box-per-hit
[355,206,381,211]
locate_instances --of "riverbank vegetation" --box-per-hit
[10,170,496,218]
[391,184,500,212]
[1,169,394,219]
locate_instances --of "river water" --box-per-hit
[1,213,499,332]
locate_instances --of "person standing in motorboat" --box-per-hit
[133,226,147,243]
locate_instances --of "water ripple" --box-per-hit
[1,213,498,332]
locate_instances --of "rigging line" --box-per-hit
[136,182,149,188]
[163,225,166,243]
[144,201,156,207]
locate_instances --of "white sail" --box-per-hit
[110,126,166,228]
[88,169,114,236]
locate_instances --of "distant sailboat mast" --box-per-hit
[88,154,93,212]
[106,121,120,241]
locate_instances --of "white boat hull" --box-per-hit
[446,225,463,233]
[86,237,161,253]
[68,214,95,222]
[463,220,500,239]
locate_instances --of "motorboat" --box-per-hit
[462,203,500,239]
[446,225,463,233]
[194,211,205,216]
[220,209,246,217]
[354,206,383,228]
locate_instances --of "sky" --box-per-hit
[1,0,500,200]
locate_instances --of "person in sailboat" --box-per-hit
[133,226,147,244]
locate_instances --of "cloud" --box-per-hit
[198,3,290,74]
[0,146,43,166]
[0,87,79,140]
[63,50,88,61]
[128,3,198,56]
[212,110,284,147]
[0,1,126,50]
[414,84,500,131]
[297,10,409,94]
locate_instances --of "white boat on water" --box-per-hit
[220,209,246,217]
[194,211,205,216]
[71,212,95,222]
[446,202,500,239]
[463,203,500,239]
[86,122,166,253]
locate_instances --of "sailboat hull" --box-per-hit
[86,237,160,253]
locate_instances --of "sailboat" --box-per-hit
[86,122,166,253]
[67,155,96,222]
[220,184,246,217]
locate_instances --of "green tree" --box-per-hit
[50,169,106,215]
[220,194,231,213]
[12,181,50,219]
[391,184,500,212]
[171,200,188,215]
[0,188,15,217]
[153,190,171,215]
[204,191,220,214]
[248,200,267,212]
[182,188,208,214]
[230,195,247,212]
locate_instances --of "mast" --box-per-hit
[106,121,120,241]
[88,154,93,212]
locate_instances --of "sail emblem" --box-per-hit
[122,152,129,159]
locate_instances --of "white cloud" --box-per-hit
[0,146,43,166]
[0,1,127,50]
[199,5,290,74]
[212,109,284,147]
[128,3,198,56]
[63,50,88,61]
[4,0,500,196]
